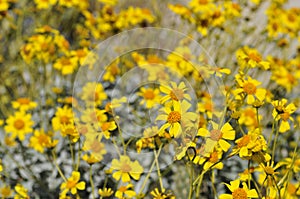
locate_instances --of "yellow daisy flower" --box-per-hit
[81,82,107,107]
[29,129,58,153]
[137,87,161,108]
[234,74,266,105]
[4,111,34,141]
[98,187,114,197]
[14,184,29,199]
[219,179,258,199]
[236,46,270,70]
[12,98,37,111]
[83,133,106,161]
[115,184,136,199]
[160,81,192,103]
[60,171,85,196]
[111,155,144,182]
[52,106,74,131]
[198,122,235,153]
[272,98,296,133]
[0,185,13,198]
[156,100,198,138]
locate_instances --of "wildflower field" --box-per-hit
[1,0,300,198]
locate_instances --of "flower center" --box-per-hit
[61,57,71,66]
[90,141,104,153]
[101,122,110,131]
[143,89,155,100]
[264,166,275,175]
[119,186,127,193]
[232,188,247,199]
[198,0,208,4]
[167,111,181,123]
[66,180,77,189]
[17,98,30,105]
[121,163,132,173]
[237,135,251,148]
[243,82,256,95]
[210,129,223,141]
[38,134,49,145]
[60,116,70,124]
[280,112,290,121]
[209,151,219,163]
[248,52,261,63]
[14,119,25,130]
[170,88,184,101]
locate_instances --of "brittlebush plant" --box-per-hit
[0,0,300,199]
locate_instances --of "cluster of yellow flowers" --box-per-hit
[1,0,300,198]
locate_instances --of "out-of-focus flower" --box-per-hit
[111,155,144,182]
[14,184,29,199]
[52,106,74,131]
[115,184,136,199]
[137,87,161,108]
[29,129,58,153]
[12,98,37,111]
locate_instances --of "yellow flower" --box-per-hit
[60,171,85,195]
[234,74,266,105]
[12,98,37,111]
[29,129,58,153]
[98,0,118,6]
[111,155,144,182]
[115,184,136,199]
[151,188,175,199]
[236,46,270,70]
[53,55,78,75]
[219,179,258,199]
[82,153,101,165]
[0,0,9,12]
[137,87,161,108]
[52,106,74,131]
[197,147,224,170]
[81,82,107,107]
[14,184,29,199]
[61,123,80,143]
[156,100,198,138]
[98,187,114,197]
[272,99,296,133]
[103,61,121,83]
[83,133,106,161]
[34,0,57,9]
[198,122,235,153]
[232,129,270,163]
[0,185,13,198]
[99,121,117,139]
[160,81,192,103]
[4,111,34,141]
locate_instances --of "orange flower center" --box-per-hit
[170,88,184,101]
[110,65,119,75]
[17,98,30,105]
[143,89,155,100]
[121,163,132,173]
[243,82,256,95]
[237,135,251,148]
[14,119,25,130]
[210,129,223,141]
[60,116,70,124]
[248,52,261,63]
[90,141,104,153]
[287,184,296,194]
[61,58,71,66]
[232,188,247,199]
[264,166,275,175]
[167,111,181,124]
[66,180,77,189]
[209,151,219,163]
[280,112,290,121]
[38,134,49,145]
[101,122,111,131]
[198,0,208,4]
[119,186,127,193]
[287,73,296,84]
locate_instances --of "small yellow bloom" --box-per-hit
[12,98,37,111]
[4,111,34,141]
[60,171,85,195]
[98,187,114,197]
[111,155,144,182]
[52,106,74,131]
[219,179,258,199]
[137,87,161,108]
[14,184,29,199]
[115,184,136,199]
[0,185,13,198]
[29,129,58,153]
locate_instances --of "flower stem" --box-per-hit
[90,165,95,199]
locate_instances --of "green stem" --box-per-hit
[90,165,95,199]
[154,147,163,191]
[188,162,194,199]
[271,121,279,162]
[52,150,67,182]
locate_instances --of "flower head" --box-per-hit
[220,179,258,199]
[60,171,85,196]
